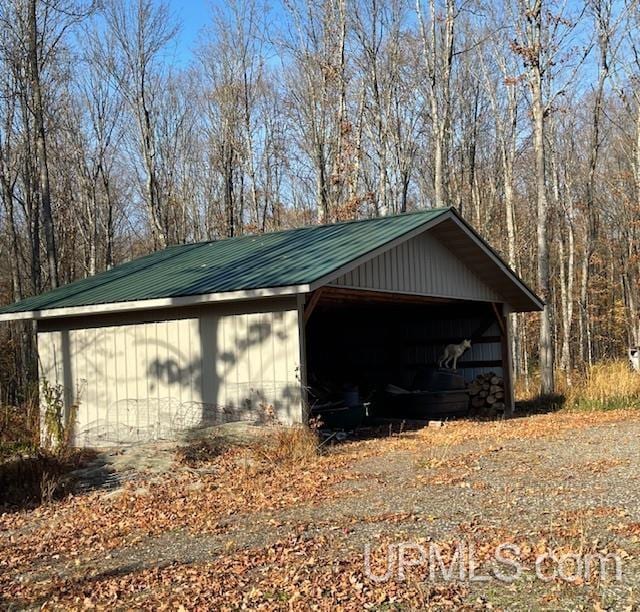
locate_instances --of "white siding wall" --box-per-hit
[38,302,302,447]
[330,232,501,302]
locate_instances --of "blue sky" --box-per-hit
[166,0,211,65]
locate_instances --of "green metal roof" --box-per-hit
[0,208,450,315]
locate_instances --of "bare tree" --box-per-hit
[103,0,178,249]
[416,0,456,206]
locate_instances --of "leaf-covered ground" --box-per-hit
[2,410,640,610]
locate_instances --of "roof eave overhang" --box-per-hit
[0,284,310,322]
[445,210,544,312]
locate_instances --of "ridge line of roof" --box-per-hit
[306,208,453,286]
[165,206,452,251]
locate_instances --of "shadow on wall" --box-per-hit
[71,313,301,446]
[78,384,303,446]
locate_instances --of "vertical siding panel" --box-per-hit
[86,327,95,440]
[94,328,106,437]
[293,308,302,420]
[53,331,63,384]
[37,333,48,383]
[267,311,277,409]
[161,320,170,427]
[413,238,420,292]
[251,313,263,411]
[250,312,258,413]
[133,323,142,437]
[234,314,242,411]
[241,313,252,412]
[236,313,249,415]
[37,333,50,446]
[87,327,98,443]
[227,313,236,410]
[68,329,78,445]
[283,309,301,422]
[260,312,270,410]
[214,314,222,410]
[402,242,408,290]
[40,332,54,383]
[122,325,135,438]
[189,318,197,407]
[439,240,448,294]
[432,239,442,294]
[114,325,127,433]
[417,237,425,292]
[99,327,108,438]
[404,241,412,292]
[74,329,86,446]
[273,311,287,401]
[109,327,118,438]
[235,314,244,412]
[84,328,93,446]
[154,321,162,437]
[383,250,390,289]
[425,238,433,293]
[219,316,228,412]
[174,319,184,406]
[408,240,416,292]
[155,321,165,416]
[144,323,154,437]
[186,319,194,403]
[157,320,166,408]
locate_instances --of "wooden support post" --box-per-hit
[303,289,323,325]
[491,302,507,337]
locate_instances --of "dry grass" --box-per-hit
[253,424,321,465]
[515,360,640,412]
[0,402,40,459]
[563,360,640,411]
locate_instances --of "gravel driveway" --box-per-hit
[2,410,639,609]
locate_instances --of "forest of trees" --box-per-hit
[0,0,639,403]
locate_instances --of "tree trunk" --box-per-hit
[28,0,58,288]
[529,14,554,394]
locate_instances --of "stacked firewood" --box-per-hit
[468,372,506,416]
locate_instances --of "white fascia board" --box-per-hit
[445,213,544,311]
[0,284,310,322]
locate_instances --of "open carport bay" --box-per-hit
[304,288,511,425]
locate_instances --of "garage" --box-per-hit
[0,207,542,446]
